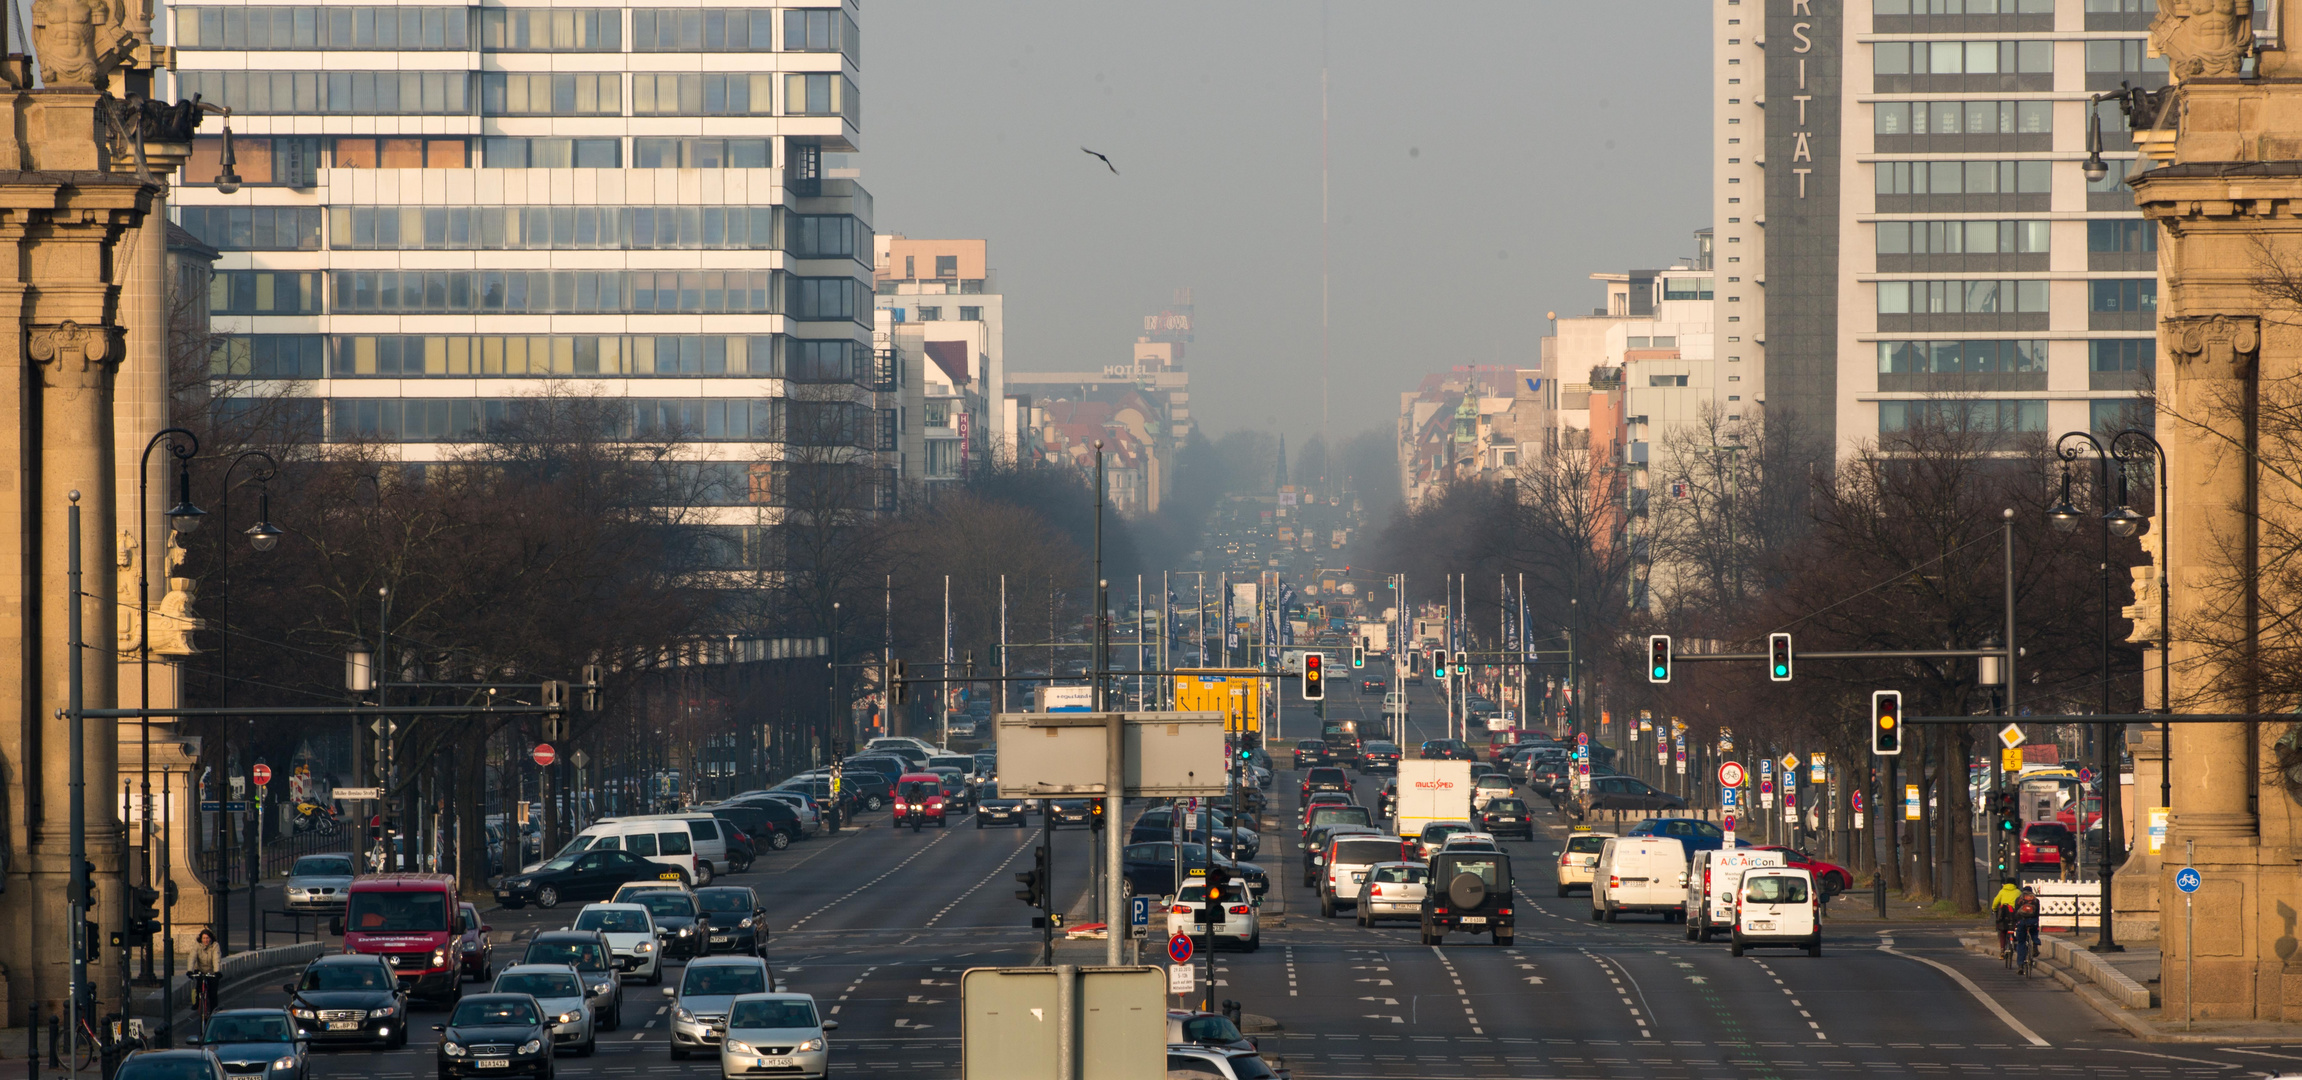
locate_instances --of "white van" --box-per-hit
[555,814,731,885]
[1686,848,1788,942]
[1731,867,1821,956]
[1591,836,1688,922]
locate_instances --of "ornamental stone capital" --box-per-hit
[2163,313,2260,381]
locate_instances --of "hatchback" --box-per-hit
[489,965,595,1056]
[664,956,773,1060]
[1357,861,1429,925]
[718,994,834,1079]
[192,1010,305,1080]
[1476,797,1534,839]
[1292,740,1330,768]
[1300,767,1352,801]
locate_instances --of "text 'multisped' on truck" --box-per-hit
[1393,760,1472,838]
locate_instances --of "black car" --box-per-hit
[707,803,797,851]
[1477,797,1535,840]
[115,1050,228,1080]
[1576,775,1686,818]
[695,886,770,956]
[1530,760,1572,796]
[1119,841,1268,898]
[1359,742,1402,775]
[434,994,555,1080]
[630,890,707,959]
[496,849,663,910]
[1376,779,1398,819]
[1300,767,1352,801]
[1130,806,1259,859]
[976,785,1031,827]
[838,771,894,812]
[1420,739,1474,761]
[192,1009,306,1080]
[1047,799,1094,829]
[283,954,410,1048]
[841,755,911,791]
[1422,849,1513,946]
[1359,677,1384,695]
[1292,740,1330,769]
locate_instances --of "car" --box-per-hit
[1301,823,1379,886]
[1292,740,1331,769]
[491,965,596,1056]
[1318,833,1412,917]
[1731,867,1822,957]
[2018,822,2074,873]
[282,954,409,1049]
[1555,829,1614,896]
[519,931,624,1031]
[975,785,1031,827]
[433,994,555,1080]
[1745,845,1857,897]
[1403,668,1424,685]
[925,767,975,812]
[496,849,668,910]
[833,770,894,812]
[744,792,822,838]
[1359,677,1384,695]
[927,753,983,792]
[1358,742,1402,775]
[1623,817,1746,856]
[1414,821,1474,860]
[572,904,661,985]
[1593,836,1689,922]
[1422,848,1514,945]
[629,889,708,960]
[1576,776,1688,818]
[1164,876,1260,951]
[1132,806,1260,860]
[337,873,465,1003]
[840,754,912,791]
[1120,841,1268,899]
[862,738,934,767]
[1529,759,1572,796]
[1477,797,1534,839]
[456,903,494,981]
[893,774,949,830]
[664,954,774,1060]
[191,1009,306,1080]
[1048,799,1095,828]
[283,853,356,914]
[1299,767,1352,801]
[1470,774,1515,812]
[1419,739,1473,761]
[1375,779,1399,819]
[1439,831,1499,854]
[1381,692,1409,719]
[1688,848,1790,943]
[1512,749,1566,785]
[718,993,835,1080]
[773,778,853,827]
[115,1050,228,1080]
[1297,791,1354,827]
[1357,861,1429,925]
[1168,1009,1257,1052]
[707,803,798,852]
[695,886,771,957]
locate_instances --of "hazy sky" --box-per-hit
[859,1,1711,447]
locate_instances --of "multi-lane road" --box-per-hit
[198,686,2290,1078]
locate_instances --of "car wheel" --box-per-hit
[975,818,984,829]
[865,796,885,811]
[670,1046,688,1061]
[1603,903,1618,923]
[1495,931,1512,946]
[1556,884,1568,898]
[1246,933,1261,952]
[769,831,792,851]
[1320,895,1336,918]
[695,862,715,886]
[1808,938,1823,958]
[645,965,663,987]
[1730,934,1746,957]
[579,1037,595,1058]
[1685,920,1699,942]
[536,885,560,910]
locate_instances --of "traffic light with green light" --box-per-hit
[1648,635,1672,684]
[1769,633,1793,682]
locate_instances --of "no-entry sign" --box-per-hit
[531,743,557,767]
[252,763,272,786]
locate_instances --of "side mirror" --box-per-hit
[482,925,493,933]
[660,987,676,997]
[431,1026,444,1033]
[821,1020,838,1032]
[182,1037,202,1047]
[281,983,298,994]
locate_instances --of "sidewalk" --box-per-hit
[1953,930,2302,1043]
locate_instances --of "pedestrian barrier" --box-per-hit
[2031,880,2101,931]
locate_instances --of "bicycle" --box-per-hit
[191,971,219,1028]
[2013,920,2039,977]
[1997,921,2016,969]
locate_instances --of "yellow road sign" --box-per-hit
[1173,668,1265,734]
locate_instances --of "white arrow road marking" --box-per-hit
[1523,976,1546,985]
[1357,997,1399,1005]
[906,996,944,1005]
[1354,978,1394,986]
[893,1019,932,1030]
[1362,1014,1404,1024]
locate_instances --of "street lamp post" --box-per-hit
[216,450,281,954]
[2049,429,2125,953]
[2105,429,2171,821]
[134,426,202,987]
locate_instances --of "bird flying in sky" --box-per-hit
[1081,147,1118,174]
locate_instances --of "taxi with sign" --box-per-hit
[1165,876,1259,952]
[1555,828,1614,896]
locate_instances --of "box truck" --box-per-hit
[1394,760,1473,838]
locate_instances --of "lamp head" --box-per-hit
[214,124,242,195]
[165,457,206,533]
[2083,153,2109,184]
[2105,506,2144,539]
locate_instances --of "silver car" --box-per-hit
[490,964,595,1056]
[1358,861,1430,925]
[282,854,355,914]
[718,993,834,1079]
[665,955,772,1060]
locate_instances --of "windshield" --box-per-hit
[346,890,448,933]
[695,889,751,913]
[1441,856,1509,889]
[576,909,650,934]
[929,757,972,770]
[524,941,609,971]
[898,782,936,800]
[728,1000,818,1029]
[1310,807,1371,827]
[681,964,768,996]
[450,999,539,1027]
[1180,1015,1243,1043]
[1566,836,1608,854]
[495,972,580,998]
[637,893,696,918]
[291,857,351,878]
[1747,875,1812,904]
[298,964,390,992]
[205,1015,294,1043]
[116,1058,220,1080]
[1477,775,1511,788]
[1422,824,1468,845]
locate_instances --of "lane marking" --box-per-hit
[1873,939,2048,1047]
[788,829,954,929]
[922,831,1038,928]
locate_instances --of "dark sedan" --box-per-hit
[1300,767,1352,801]
[712,800,801,850]
[1119,841,1268,898]
[1292,740,1331,769]
[1477,797,1536,840]
[1576,775,1687,818]
[1419,739,1475,761]
[1129,806,1259,860]
[1047,799,1094,829]
[282,954,409,1048]
[496,849,663,910]
[1359,678,1384,695]
[631,890,707,959]
[1359,742,1402,775]
[976,786,1031,827]
[192,1009,306,1080]
[115,1050,227,1080]
[433,994,554,1080]
[694,886,770,957]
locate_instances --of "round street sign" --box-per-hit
[1719,761,1745,788]
[2176,867,2202,894]
[531,743,557,767]
[252,763,272,786]
[1168,932,1194,964]
[2078,767,2095,784]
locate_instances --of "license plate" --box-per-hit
[1459,916,1487,924]
[1500,817,1519,822]
[1352,872,1366,882]
[326,1022,359,1031]
[762,1058,792,1068]
[710,935,731,943]
[658,872,683,881]
[1750,921,1774,931]
[475,1060,510,1069]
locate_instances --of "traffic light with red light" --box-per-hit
[1303,653,1325,700]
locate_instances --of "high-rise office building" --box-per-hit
[1715,0,2165,457]
[170,0,884,562]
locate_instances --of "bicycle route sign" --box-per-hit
[2177,867,2202,894]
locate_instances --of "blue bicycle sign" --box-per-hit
[2176,867,2202,894]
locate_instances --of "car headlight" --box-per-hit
[517,1040,543,1055]
[794,1038,824,1053]
[589,982,612,996]
[556,1012,579,1025]
[285,887,306,896]
[723,1041,755,1056]
[430,948,448,967]
[505,878,529,889]
[738,917,754,928]
[372,1005,396,1018]
[675,1008,694,1022]
[271,1057,298,1071]
[441,1043,466,1058]
[289,1008,315,1019]
[634,941,654,953]
[677,927,692,936]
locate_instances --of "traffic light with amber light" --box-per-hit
[1648,635,1672,684]
[1198,881,1225,925]
[1769,633,1793,682]
[1090,801,1106,831]
[1303,652,1325,700]
[1014,845,1048,908]
[1871,690,1903,756]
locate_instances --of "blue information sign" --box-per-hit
[2176,867,2202,894]
[1130,896,1151,928]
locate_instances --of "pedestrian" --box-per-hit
[2057,828,2076,881]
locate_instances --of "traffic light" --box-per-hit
[1871,690,1903,756]
[1352,639,1367,669]
[1014,845,1048,907]
[1429,648,1447,679]
[1198,881,1225,925]
[890,659,909,706]
[1453,651,1468,677]
[1303,653,1324,700]
[83,920,100,962]
[130,886,160,941]
[1090,801,1106,831]
[580,664,602,711]
[1769,633,1793,682]
[1648,635,1672,684]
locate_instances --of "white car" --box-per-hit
[1382,692,1409,719]
[745,792,821,837]
[1357,861,1429,925]
[1165,877,1260,952]
[1555,830,1615,896]
[1470,774,1516,811]
[490,964,596,1055]
[1440,831,1499,852]
[573,903,662,985]
[719,993,835,1080]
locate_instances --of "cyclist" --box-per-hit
[188,928,221,1021]
[2011,885,2042,972]
[1990,879,2022,958]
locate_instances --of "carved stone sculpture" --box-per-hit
[151,534,201,657]
[2153,0,2254,81]
[30,0,132,88]
[2125,518,2162,644]
[2165,313,2260,380]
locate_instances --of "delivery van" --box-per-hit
[1592,836,1688,922]
[1394,760,1472,839]
[1686,847,1788,942]
[1731,866,1821,956]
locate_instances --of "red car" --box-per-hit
[2053,795,2105,831]
[2017,822,2073,873]
[1747,845,1856,897]
[456,901,493,981]
[894,773,948,831]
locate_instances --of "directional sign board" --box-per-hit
[1998,723,2026,750]
[333,787,380,801]
[199,801,248,813]
[2176,867,2202,894]
[1719,761,1745,788]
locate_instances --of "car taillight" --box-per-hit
[1499,908,1511,916]
[1370,885,1383,897]
[1610,876,1621,888]
[1228,905,1251,915]
[1435,906,1449,914]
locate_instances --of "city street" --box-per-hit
[180,686,2296,1079]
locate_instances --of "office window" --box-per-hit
[2090,339,2155,371]
[1876,339,2047,374]
[331,137,469,169]
[1879,399,2045,433]
[331,335,764,377]
[481,73,621,116]
[790,277,862,321]
[178,206,322,251]
[177,71,471,115]
[784,340,859,383]
[210,335,326,378]
[1661,277,1714,300]
[958,306,983,321]
[632,74,774,116]
[1873,39,2053,75]
[2086,39,2170,75]
[916,306,942,322]
[1875,160,2052,194]
[2090,278,2158,312]
[788,214,857,258]
[632,138,773,168]
[176,6,470,48]
[480,138,621,169]
[782,8,859,61]
[186,136,320,187]
[1876,279,2050,314]
[211,271,323,315]
[480,8,620,50]
[783,73,857,122]
[633,9,775,50]
[2088,219,2158,253]
[1875,220,2049,254]
[1874,99,2051,135]
[330,270,774,314]
[1875,0,2054,10]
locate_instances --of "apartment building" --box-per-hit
[1716,0,2165,457]
[171,0,884,566]
[872,235,1005,481]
